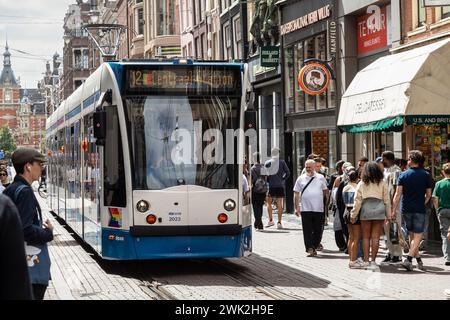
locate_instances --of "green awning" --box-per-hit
[406,115,450,125]
[339,116,404,133]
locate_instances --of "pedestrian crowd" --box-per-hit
[247,148,450,275]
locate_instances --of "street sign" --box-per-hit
[260,46,280,68]
[0,150,4,160]
[423,0,450,6]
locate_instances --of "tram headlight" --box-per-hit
[223,199,236,211]
[136,200,150,213]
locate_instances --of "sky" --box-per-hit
[0,0,75,88]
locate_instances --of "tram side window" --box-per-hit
[104,106,126,207]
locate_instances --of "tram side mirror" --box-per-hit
[244,110,257,131]
[94,109,107,146]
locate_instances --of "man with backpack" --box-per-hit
[294,159,329,256]
[251,152,268,231]
[3,148,53,300]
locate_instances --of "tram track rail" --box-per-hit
[208,259,304,300]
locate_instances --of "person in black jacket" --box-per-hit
[0,194,33,300]
[3,148,53,300]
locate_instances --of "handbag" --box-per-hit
[25,242,51,285]
[343,207,351,224]
[360,197,386,220]
[389,221,399,244]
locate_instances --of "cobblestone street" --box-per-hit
[38,195,450,300]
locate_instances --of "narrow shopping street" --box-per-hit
[37,194,449,300]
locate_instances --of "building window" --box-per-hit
[284,47,294,114]
[136,8,144,35]
[157,0,175,36]
[201,33,206,59]
[442,6,450,19]
[417,0,426,27]
[223,22,232,59]
[182,46,187,57]
[233,16,242,58]
[188,42,192,57]
[74,80,83,90]
[4,89,11,103]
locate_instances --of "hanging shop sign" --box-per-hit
[298,61,332,95]
[260,46,280,67]
[423,0,450,6]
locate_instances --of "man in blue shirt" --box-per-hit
[391,150,432,271]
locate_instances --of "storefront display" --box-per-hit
[414,124,450,179]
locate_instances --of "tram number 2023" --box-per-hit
[169,217,181,222]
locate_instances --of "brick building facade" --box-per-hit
[0,42,46,150]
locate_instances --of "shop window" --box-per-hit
[295,42,305,112]
[284,47,294,114]
[414,124,450,179]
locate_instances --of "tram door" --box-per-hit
[82,115,101,252]
[66,122,83,235]
[57,129,66,219]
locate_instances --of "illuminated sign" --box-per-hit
[298,62,331,95]
[126,66,241,95]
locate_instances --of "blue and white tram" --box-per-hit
[46,59,252,259]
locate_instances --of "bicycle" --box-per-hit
[38,178,48,199]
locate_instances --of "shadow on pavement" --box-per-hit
[96,254,333,290]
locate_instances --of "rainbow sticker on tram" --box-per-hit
[108,208,122,228]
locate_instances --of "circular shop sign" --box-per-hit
[298,62,331,95]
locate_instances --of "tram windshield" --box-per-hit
[125,96,240,190]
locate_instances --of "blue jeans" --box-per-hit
[438,209,450,262]
[402,212,426,233]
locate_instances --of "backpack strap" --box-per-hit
[14,185,29,203]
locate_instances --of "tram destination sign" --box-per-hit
[126,65,241,95]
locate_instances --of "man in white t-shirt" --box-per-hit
[294,159,329,257]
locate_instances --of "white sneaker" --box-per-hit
[266,221,275,227]
[277,222,283,229]
[349,260,364,269]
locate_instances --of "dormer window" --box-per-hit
[4,89,11,103]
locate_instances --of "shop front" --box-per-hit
[337,1,402,162]
[338,37,450,181]
[280,0,338,181]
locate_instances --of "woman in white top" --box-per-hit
[350,162,391,267]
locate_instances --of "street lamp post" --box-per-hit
[83,8,127,61]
